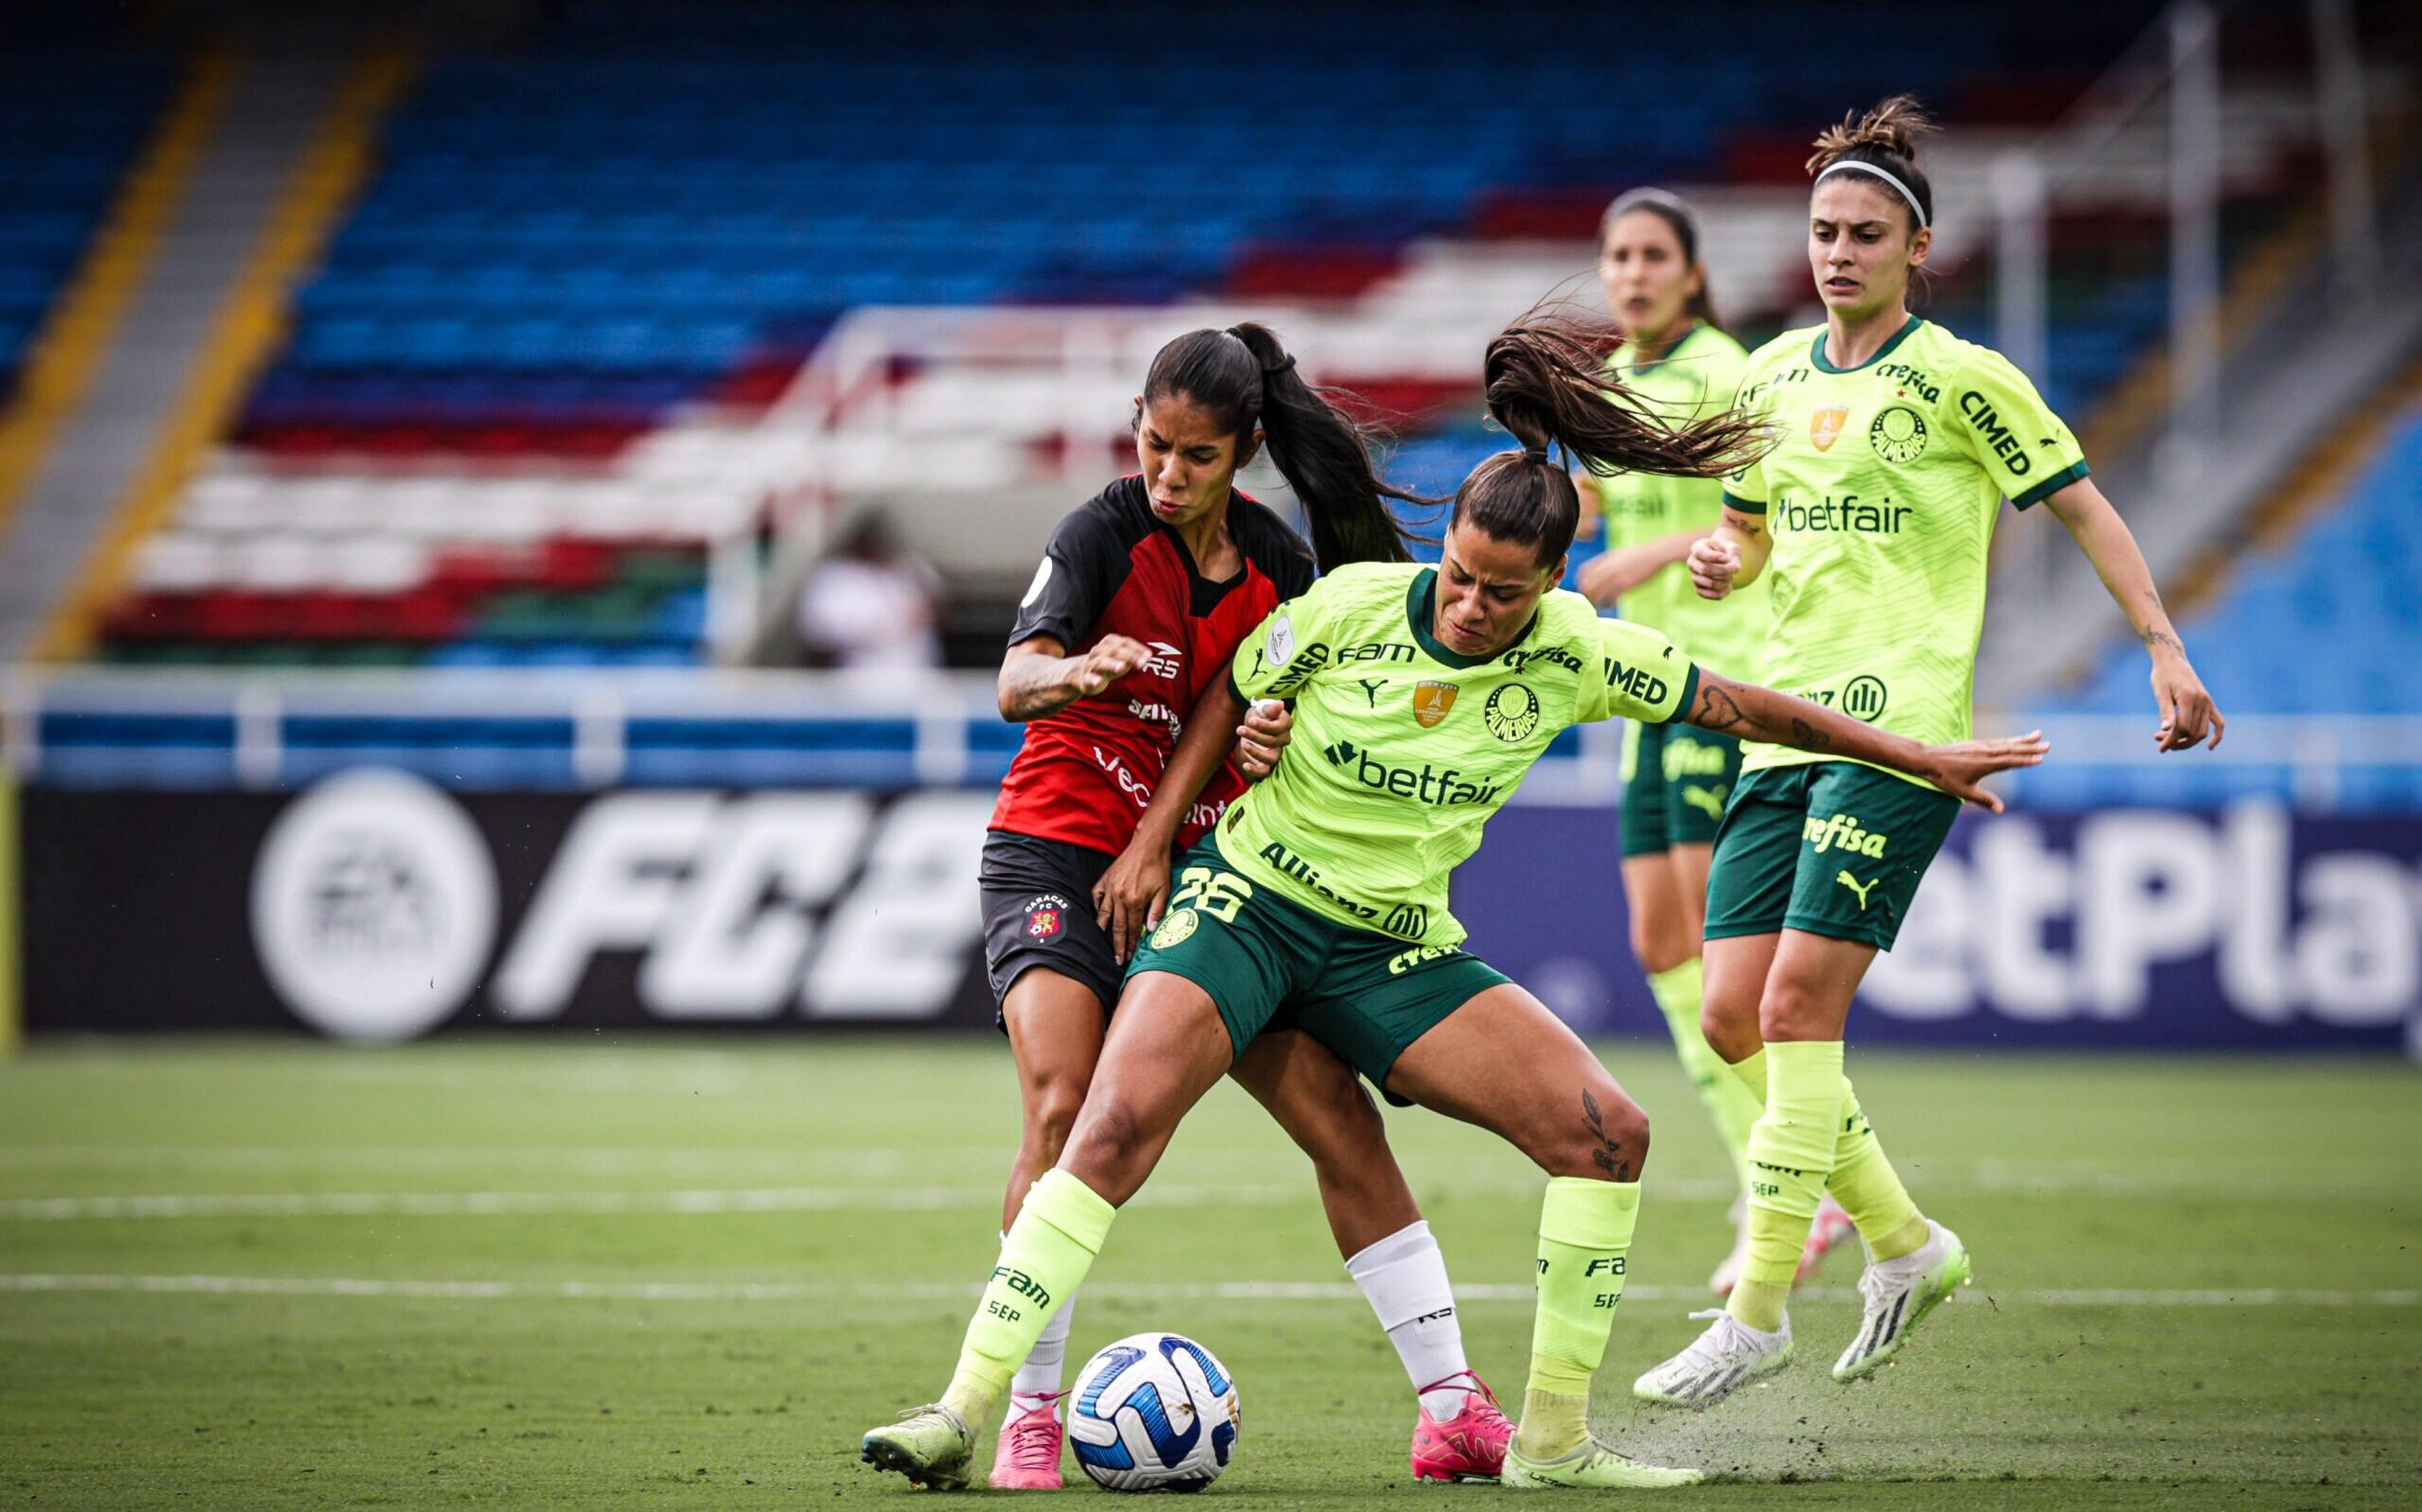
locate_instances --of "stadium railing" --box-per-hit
[10,668,2419,813]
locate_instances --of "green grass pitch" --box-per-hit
[1,1037,2416,1509]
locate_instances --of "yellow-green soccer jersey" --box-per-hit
[1723,317,2087,785]
[1594,323,1767,680]
[1217,561,1697,948]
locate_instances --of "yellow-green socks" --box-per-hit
[1646,958,1759,1192]
[1827,1078,1927,1260]
[1520,1176,1641,1458]
[1726,1040,1842,1332]
[1728,1052,1928,1263]
[944,1169,1117,1425]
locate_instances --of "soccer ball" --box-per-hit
[1065,1332,1240,1492]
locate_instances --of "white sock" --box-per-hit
[1345,1219,1473,1419]
[1007,1230,1077,1419]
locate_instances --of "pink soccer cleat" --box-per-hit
[1798,1195,1858,1286]
[1408,1371,1514,1484]
[989,1392,1067,1490]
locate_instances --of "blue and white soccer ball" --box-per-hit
[1066,1332,1241,1492]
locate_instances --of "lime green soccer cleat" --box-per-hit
[860,1402,974,1491]
[1501,1437,1705,1489]
[1833,1219,1972,1381]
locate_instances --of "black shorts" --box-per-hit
[980,831,1121,1028]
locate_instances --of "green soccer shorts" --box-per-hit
[1125,842,1510,1100]
[1620,718,1746,858]
[1702,760,1960,951]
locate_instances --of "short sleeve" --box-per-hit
[1231,575,1347,704]
[1577,617,1698,726]
[1005,504,1128,649]
[1947,348,2089,509]
[1718,366,1772,516]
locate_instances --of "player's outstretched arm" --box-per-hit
[997,633,1150,721]
[1683,672,2049,811]
[1579,527,1703,607]
[1686,507,1772,599]
[2042,478,2225,751]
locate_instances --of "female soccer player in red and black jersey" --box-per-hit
[976,323,1514,1487]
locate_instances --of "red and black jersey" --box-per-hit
[990,475,1316,858]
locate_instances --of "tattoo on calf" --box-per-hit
[1581,1088,1632,1182]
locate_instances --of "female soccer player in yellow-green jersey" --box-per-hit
[863,311,2050,1492]
[1632,96,2226,1410]
[1579,188,1852,1298]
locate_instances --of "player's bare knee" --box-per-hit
[1295,1084,1390,1183]
[1758,977,1835,1044]
[1523,1080,1649,1180]
[1700,1001,1761,1062]
[1061,1096,1155,1204]
[1631,923,1690,976]
[1024,1076,1088,1161]
[1589,1087,1651,1175]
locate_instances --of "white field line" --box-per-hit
[8,1158,2413,1219]
[0,1183,1347,1221]
[0,1274,2413,1309]
[0,1147,2402,1195]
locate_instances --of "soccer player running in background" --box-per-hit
[1631,97,2225,1409]
[864,311,2048,1491]
[1578,187,1852,1296]
[977,323,1512,1487]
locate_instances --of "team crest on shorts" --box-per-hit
[1412,680,1458,728]
[1023,893,1070,940]
[1483,683,1540,743]
[1150,908,1199,950]
[1810,404,1849,451]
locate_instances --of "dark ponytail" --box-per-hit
[1453,309,1774,568]
[1140,323,1422,571]
[1600,188,1723,330]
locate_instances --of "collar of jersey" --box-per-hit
[1620,320,1702,378]
[1808,315,1921,375]
[1408,567,1530,670]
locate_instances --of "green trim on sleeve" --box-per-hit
[1721,491,1767,516]
[2011,460,2090,510]
[1661,663,1702,726]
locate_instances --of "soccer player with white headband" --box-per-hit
[1631,96,2225,1409]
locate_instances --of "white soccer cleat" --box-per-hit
[1832,1218,1972,1381]
[1631,1308,1793,1408]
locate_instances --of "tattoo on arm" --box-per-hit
[998,649,1077,721]
[1789,716,1833,752]
[2136,590,2184,656]
[1581,1088,1632,1182]
[1694,682,1748,732]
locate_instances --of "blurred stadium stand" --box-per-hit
[0,0,2413,796]
[0,35,172,405]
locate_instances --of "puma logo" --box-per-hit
[1355,677,1386,708]
[1680,784,1726,821]
[1835,870,1880,910]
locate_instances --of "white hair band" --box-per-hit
[1814,160,1928,229]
